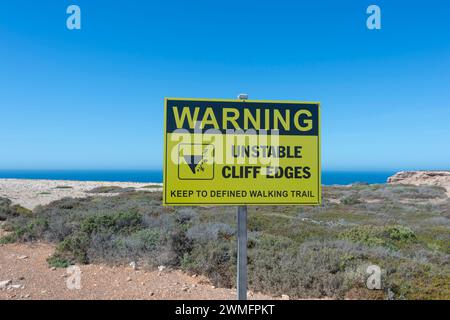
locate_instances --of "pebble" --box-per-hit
[0,280,12,289]
[17,255,28,260]
[126,277,132,282]
[281,294,290,300]
[10,284,23,289]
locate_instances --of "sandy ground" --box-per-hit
[0,242,276,300]
[0,179,162,210]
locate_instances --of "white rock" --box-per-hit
[158,265,166,272]
[281,294,290,300]
[0,280,12,289]
[17,255,28,260]
[10,284,23,289]
[129,261,137,270]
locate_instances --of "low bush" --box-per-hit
[339,225,416,249]
[142,184,161,189]
[87,186,134,194]
[46,255,71,268]
[186,223,234,242]
[0,197,32,221]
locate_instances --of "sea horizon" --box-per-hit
[0,169,401,185]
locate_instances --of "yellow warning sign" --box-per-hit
[163,98,321,205]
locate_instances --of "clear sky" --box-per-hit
[0,0,449,170]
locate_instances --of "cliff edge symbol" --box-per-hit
[183,155,204,174]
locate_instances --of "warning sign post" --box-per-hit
[163,95,321,300]
[163,97,321,206]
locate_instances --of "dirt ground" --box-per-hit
[0,242,276,300]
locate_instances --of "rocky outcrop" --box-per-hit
[387,171,450,195]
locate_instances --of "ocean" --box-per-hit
[0,170,396,185]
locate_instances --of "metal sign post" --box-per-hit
[236,93,248,300]
[237,205,248,300]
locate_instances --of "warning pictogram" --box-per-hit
[178,144,215,180]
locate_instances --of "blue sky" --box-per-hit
[0,0,449,170]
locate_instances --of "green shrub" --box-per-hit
[0,234,16,244]
[142,185,161,189]
[385,226,416,242]
[341,194,362,205]
[87,186,134,194]
[47,255,71,268]
[340,226,386,247]
[56,232,91,264]
[248,239,357,298]
[80,210,142,235]
[182,240,235,288]
[11,217,49,242]
[339,225,416,249]
[0,197,32,221]
[129,228,161,250]
[384,261,450,299]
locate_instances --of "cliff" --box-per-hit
[387,171,450,195]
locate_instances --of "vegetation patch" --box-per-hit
[0,182,448,300]
[339,225,416,248]
[47,255,71,268]
[87,186,135,194]
[0,197,32,220]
